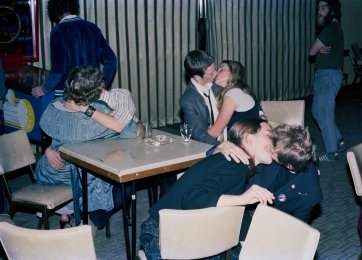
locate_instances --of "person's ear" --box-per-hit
[193,75,203,84]
[285,163,294,171]
[243,132,252,146]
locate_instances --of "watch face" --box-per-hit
[85,106,95,117]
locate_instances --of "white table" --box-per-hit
[59,129,212,259]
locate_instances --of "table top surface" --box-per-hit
[59,129,212,180]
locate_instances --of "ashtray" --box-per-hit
[155,135,174,145]
[144,135,174,146]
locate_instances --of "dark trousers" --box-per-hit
[89,184,131,229]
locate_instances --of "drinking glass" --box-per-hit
[180,123,192,142]
[142,123,152,139]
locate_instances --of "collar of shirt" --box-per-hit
[191,78,213,96]
[191,79,219,126]
[60,15,78,23]
[100,89,111,102]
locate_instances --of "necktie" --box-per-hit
[204,91,215,125]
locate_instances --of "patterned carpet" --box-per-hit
[3,85,362,260]
[307,86,362,260]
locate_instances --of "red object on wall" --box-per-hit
[0,0,39,68]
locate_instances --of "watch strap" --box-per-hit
[84,105,96,117]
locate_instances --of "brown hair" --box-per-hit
[272,124,316,172]
[217,60,256,110]
[64,65,105,105]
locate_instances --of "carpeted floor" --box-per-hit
[306,85,362,260]
[3,85,362,260]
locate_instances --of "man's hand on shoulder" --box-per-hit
[215,141,250,164]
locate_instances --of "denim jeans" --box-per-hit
[312,69,343,154]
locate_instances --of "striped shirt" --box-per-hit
[100,89,136,127]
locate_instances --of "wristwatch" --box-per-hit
[84,105,96,117]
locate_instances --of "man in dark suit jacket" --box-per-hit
[179,50,221,145]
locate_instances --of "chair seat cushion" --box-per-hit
[12,184,72,209]
[0,214,14,224]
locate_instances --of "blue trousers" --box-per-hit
[312,69,343,154]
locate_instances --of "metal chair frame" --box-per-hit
[0,130,73,229]
[349,44,362,86]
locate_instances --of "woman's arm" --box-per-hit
[217,185,275,207]
[64,101,124,132]
[90,109,124,132]
[207,96,235,138]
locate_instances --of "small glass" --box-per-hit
[142,123,152,139]
[180,123,192,142]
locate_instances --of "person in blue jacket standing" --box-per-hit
[31,0,117,98]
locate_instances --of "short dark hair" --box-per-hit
[272,124,316,172]
[184,50,214,78]
[64,65,105,105]
[47,0,80,23]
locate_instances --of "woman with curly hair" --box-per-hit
[207,60,262,140]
